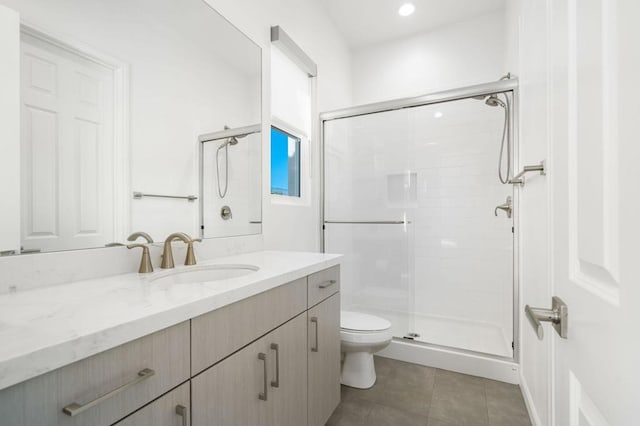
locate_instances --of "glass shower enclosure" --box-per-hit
[322,81,517,359]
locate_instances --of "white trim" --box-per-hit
[520,370,543,426]
[378,339,520,384]
[19,22,131,242]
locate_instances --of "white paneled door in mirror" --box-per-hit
[548,0,640,424]
[20,33,115,252]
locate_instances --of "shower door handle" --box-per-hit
[494,196,512,218]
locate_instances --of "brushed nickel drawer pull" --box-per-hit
[270,343,280,388]
[310,317,319,352]
[62,368,155,417]
[175,404,188,426]
[318,279,337,289]
[258,352,268,401]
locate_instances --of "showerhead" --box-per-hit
[485,95,505,108]
[473,94,506,108]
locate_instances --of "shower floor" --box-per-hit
[350,306,512,358]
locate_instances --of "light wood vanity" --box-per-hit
[0,265,341,426]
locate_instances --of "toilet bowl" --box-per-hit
[340,311,392,389]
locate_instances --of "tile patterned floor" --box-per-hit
[326,356,531,426]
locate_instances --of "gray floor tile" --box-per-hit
[364,403,428,426]
[423,369,488,425]
[325,399,376,426]
[484,379,531,426]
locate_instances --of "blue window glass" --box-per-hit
[270,127,301,197]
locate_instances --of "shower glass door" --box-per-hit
[323,93,514,358]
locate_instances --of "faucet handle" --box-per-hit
[185,239,202,266]
[127,244,154,273]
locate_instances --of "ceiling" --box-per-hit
[321,0,506,49]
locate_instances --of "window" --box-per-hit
[270,126,301,197]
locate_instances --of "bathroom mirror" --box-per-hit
[0,0,261,255]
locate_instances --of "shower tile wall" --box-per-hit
[324,97,514,356]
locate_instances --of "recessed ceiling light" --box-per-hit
[398,3,415,17]
[433,111,443,118]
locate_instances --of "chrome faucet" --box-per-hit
[161,233,202,269]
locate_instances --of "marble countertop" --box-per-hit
[0,250,341,391]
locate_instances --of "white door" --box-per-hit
[546,0,640,424]
[20,31,115,252]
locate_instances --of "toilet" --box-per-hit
[340,311,393,389]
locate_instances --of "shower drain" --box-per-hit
[403,332,420,340]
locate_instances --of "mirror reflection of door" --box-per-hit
[20,31,115,252]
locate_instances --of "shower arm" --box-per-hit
[509,161,546,186]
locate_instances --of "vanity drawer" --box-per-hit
[191,277,307,374]
[0,321,190,426]
[307,265,340,308]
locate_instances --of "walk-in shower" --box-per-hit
[321,79,519,381]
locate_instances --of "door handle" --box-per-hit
[525,296,568,339]
[270,343,280,388]
[310,317,319,352]
[258,352,268,401]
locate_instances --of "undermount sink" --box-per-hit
[149,264,259,285]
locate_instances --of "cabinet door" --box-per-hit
[307,293,341,426]
[114,382,189,426]
[191,336,268,426]
[267,313,308,426]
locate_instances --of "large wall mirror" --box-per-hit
[0,0,262,255]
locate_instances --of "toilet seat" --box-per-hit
[340,328,393,345]
[341,311,391,332]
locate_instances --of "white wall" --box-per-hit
[206,0,353,252]
[351,10,508,105]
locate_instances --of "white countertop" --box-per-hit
[0,250,341,391]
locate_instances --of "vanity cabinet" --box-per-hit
[114,382,190,426]
[0,264,340,426]
[191,313,308,426]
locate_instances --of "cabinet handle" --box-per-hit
[318,279,337,289]
[175,404,187,426]
[258,352,268,401]
[62,368,155,417]
[311,317,319,352]
[270,343,280,388]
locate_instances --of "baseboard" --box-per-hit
[378,339,520,384]
[519,370,542,426]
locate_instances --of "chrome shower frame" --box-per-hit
[319,78,521,366]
